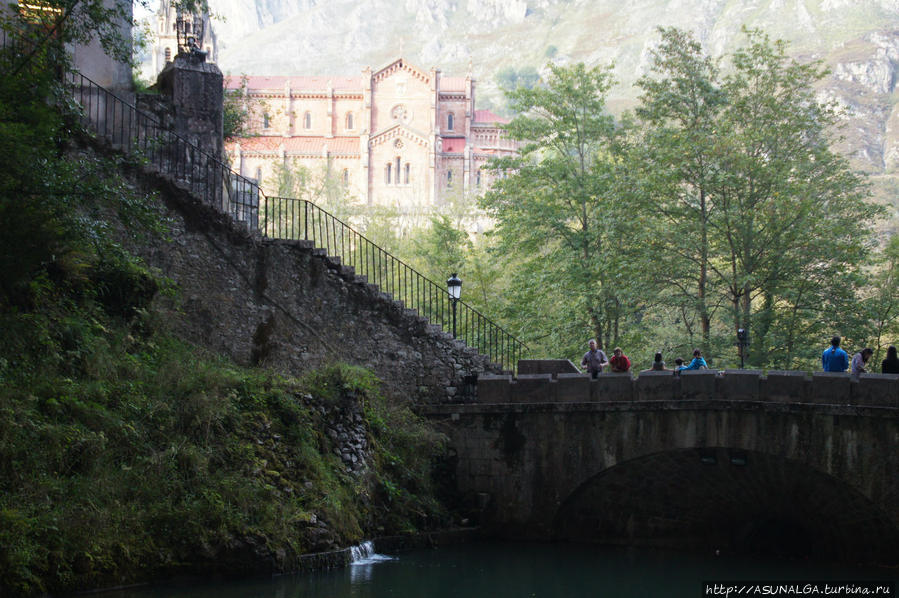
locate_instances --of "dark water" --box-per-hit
[98,542,896,598]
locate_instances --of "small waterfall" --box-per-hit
[349,540,393,565]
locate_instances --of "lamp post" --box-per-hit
[447,273,461,338]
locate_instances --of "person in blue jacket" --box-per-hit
[682,349,708,370]
[822,335,849,372]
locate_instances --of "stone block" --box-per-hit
[810,372,852,405]
[721,370,762,402]
[635,371,677,401]
[555,373,591,402]
[510,374,553,403]
[852,374,899,407]
[679,369,718,400]
[477,374,511,404]
[764,370,809,403]
[517,359,580,377]
[595,373,633,402]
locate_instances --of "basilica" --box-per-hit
[149,0,518,211]
[223,59,519,210]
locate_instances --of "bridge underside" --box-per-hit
[553,448,899,563]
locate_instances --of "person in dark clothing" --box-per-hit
[882,345,899,374]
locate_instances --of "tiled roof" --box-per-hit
[441,137,466,153]
[440,77,468,92]
[473,109,510,125]
[227,136,360,155]
[224,75,361,92]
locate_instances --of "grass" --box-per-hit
[0,274,453,596]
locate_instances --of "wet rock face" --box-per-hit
[322,398,370,475]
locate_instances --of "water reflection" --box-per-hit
[98,541,895,598]
[349,553,393,583]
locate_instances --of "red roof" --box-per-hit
[441,137,466,153]
[473,109,510,125]
[227,136,360,155]
[224,75,361,92]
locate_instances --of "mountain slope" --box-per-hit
[203,0,899,217]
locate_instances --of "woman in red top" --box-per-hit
[609,347,631,373]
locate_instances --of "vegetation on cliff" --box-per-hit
[0,298,452,596]
[0,19,453,597]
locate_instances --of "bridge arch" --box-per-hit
[552,448,899,562]
[423,400,899,565]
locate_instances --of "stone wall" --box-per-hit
[122,163,500,403]
[420,400,899,563]
[476,369,899,408]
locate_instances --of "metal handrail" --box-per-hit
[59,68,527,371]
[263,196,527,370]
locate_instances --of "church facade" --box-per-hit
[223,58,518,211]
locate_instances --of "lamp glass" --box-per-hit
[447,273,461,301]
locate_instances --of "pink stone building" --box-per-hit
[224,58,518,211]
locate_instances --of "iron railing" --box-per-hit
[65,70,261,227]
[263,197,527,370]
[58,69,527,371]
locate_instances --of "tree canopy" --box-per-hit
[472,29,888,370]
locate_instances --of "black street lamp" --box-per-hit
[447,273,461,338]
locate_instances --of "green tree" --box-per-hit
[634,28,880,368]
[265,158,356,222]
[495,65,540,92]
[709,29,879,367]
[223,74,253,139]
[866,234,899,365]
[635,26,727,355]
[411,214,470,283]
[482,63,647,354]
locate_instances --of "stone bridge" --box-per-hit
[420,367,899,563]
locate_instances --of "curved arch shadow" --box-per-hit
[551,448,899,565]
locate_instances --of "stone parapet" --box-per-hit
[517,359,580,377]
[475,369,899,407]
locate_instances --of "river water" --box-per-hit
[99,541,895,598]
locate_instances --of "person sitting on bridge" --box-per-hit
[851,347,873,375]
[682,349,708,370]
[641,352,668,373]
[609,347,631,373]
[882,345,899,374]
[822,335,849,372]
[581,339,609,379]
[673,357,686,372]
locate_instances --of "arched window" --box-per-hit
[476,169,481,187]
[404,163,410,185]
[386,163,392,185]
[304,112,311,129]
[395,157,401,184]
[343,169,349,185]
[447,113,454,131]
[345,112,354,130]
[255,167,262,182]
[263,113,270,129]
[164,47,171,63]
[446,170,453,187]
